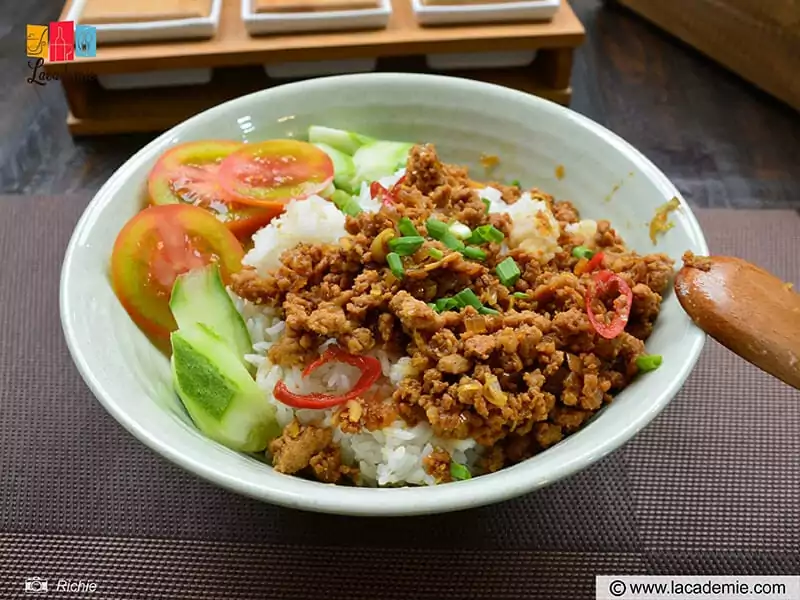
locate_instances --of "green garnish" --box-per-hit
[427,219,466,251]
[636,354,663,372]
[433,297,461,312]
[431,287,500,314]
[454,288,482,310]
[572,246,595,260]
[442,232,465,251]
[428,248,444,260]
[450,462,472,480]
[330,190,362,217]
[425,218,448,240]
[386,252,405,279]
[398,217,419,237]
[482,198,491,213]
[511,179,521,188]
[496,257,521,287]
[462,246,487,261]
[388,235,425,256]
[469,225,506,244]
[449,221,473,240]
[512,292,529,299]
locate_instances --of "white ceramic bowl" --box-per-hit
[61,73,708,516]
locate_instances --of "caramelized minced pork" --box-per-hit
[232,144,674,480]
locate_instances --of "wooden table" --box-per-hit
[48,0,585,135]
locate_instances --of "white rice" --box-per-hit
[233,291,482,486]
[243,194,348,276]
[355,168,406,213]
[232,181,564,486]
[481,186,562,263]
[565,219,598,246]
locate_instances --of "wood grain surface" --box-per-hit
[1,0,798,208]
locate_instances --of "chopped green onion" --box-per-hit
[636,354,663,372]
[572,246,595,260]
[428,218,464,250]
[449,221,472,240]
[462,246,487,261]
[425,218,449,240]
[512,292,529,299]
[434,297,461,313]
[450,462,472,480]
[475,224,505,244]
[441,232,465,251]
[330,190,362,217]
[398,217,419,237]
[511,179,521,188]
[454,288,482,310]
[482,198,491,213]
[388,235,425,256]
[496,257,521,287]
[478,306,499,315]
[386,252,405,279]
[428,248,444,260]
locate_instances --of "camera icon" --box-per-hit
[24,577,48,593]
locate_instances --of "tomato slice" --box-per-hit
[111,204,245,340]
[147,140,278,238]
[217,140,334,209]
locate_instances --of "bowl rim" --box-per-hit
[61,72,708,516]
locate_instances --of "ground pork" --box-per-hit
[234,143,671,476]
[270,419,357,484]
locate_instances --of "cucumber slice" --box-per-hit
[308,125,375,155]
[313,142,357,193]
[352,141,413,188]
[169,264,252,368]
[330,189,362,217]
[171,324,280,452]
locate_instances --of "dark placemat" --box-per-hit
[1,196,798,599]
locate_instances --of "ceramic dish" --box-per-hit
[98,69,213,91]
[265,59,378,79]
[425,50,537,71]
[61,73,707,516]
[411,0,558,26]
[242,0,391,35]
[64,0,222,44]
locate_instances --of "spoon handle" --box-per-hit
[674,253,800,390]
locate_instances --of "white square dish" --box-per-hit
[98,69,213,91]
[64,0,222,44]
[243,0,391,35]
[265,59,377,79]
[411,0,559,26]
[426,50,537,70]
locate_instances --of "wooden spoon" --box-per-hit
[674,252,800,390]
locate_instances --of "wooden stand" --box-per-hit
[49,0,585,135]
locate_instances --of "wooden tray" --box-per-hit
[49,0,585,135]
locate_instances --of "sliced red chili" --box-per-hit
[584,270,633,339]
[273,346,382,409]
[585,251,605,273]
[574,251,605,276]
[370,181,388,204]
[371,175,406,207]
